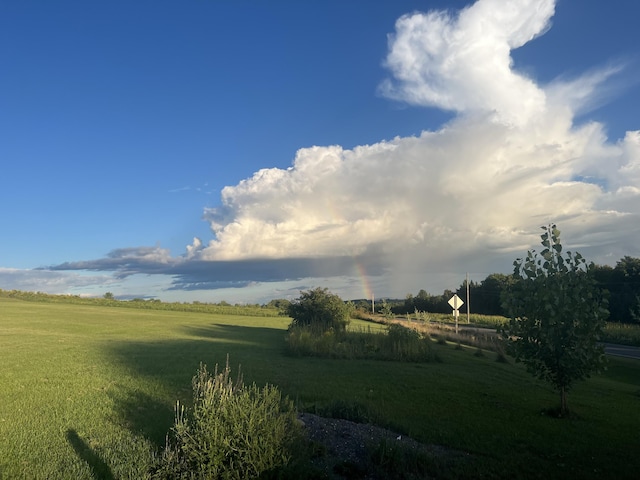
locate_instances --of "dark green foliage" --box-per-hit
[380,300,395,319]
[603,256,640,323]
[462,273,515,316]
[367,439,471,480]
[286,288,351,334]
[307,399,375,424]
[502,225,608,415]
[153,360,300,479]
[400,289,456,315]
[495,351,509,363]
[264,298,292,316]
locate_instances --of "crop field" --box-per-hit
[1,297,639,479]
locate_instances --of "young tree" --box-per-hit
[380,300,394,320]
[501,225,608,416]
[286,287,351,334]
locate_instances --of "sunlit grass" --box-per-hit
[1,298,639,479]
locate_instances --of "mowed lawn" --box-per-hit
[1,298,639,479]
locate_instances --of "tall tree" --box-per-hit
[501,225,608,416]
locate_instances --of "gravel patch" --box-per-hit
[298,413,469,479]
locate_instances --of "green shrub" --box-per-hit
[152,360,300,479]
[286,288,351,334]
[383,324,433,362]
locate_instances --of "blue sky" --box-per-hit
[1,0,639,303]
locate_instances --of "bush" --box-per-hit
[384,324,435,362]
[152,360,300,479]
[285,324,439,363]
[287,288,351,334]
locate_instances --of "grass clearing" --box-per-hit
[1,297,639,479]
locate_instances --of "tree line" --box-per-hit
[377,256,640,323]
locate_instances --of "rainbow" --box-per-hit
[325,199,374,302]
[354,260,374,301]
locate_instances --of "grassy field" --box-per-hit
[1,298,639,479]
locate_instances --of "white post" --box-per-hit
[466,272,470,324]
[455,308,459,334]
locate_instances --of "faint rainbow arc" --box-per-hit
[325,199,374,301]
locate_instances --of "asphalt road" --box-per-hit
[395,319,640,360]
[453,324,640,360]
[602,343,640,360]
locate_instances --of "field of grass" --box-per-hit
[1,297,639,479]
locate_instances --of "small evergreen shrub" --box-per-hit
[152,360,300,479]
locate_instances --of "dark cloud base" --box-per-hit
[48,247,388,291]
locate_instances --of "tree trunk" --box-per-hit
[560,386,568,416]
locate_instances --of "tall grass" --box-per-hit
[285,324,440,363]
[152,360,300,479]
[602,322,640,346]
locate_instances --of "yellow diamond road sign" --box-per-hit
[448,294,464,310]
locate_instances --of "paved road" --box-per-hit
[602,343,640,360]
[453,324,640,360]
[395,319,640,360]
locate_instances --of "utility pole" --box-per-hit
[372,293,375,314]
[466,272,470,324]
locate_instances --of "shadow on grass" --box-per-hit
[109,388,175,447]
[66,429,114,480]
[104,323,288,447]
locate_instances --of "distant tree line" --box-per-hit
[379,256,640,324]
[3,255,639,323]
[0,289,283,317]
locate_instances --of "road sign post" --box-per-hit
[448,294,464,334]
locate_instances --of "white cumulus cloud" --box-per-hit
[378,0,554,126]
[47,0,640,300]
[193,0,639,294]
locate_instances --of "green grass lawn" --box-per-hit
[1,298,639,479]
